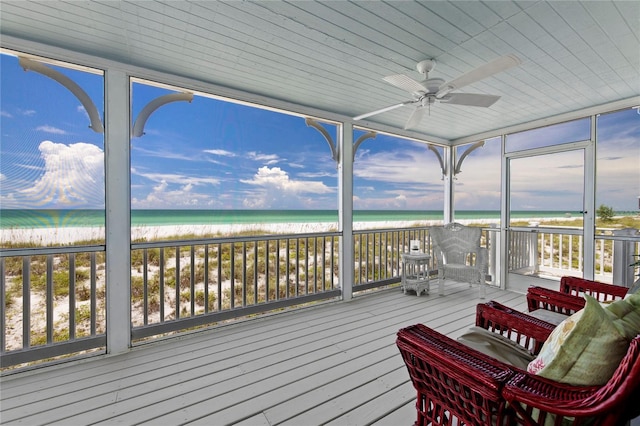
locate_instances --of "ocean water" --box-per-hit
[0,209,593,229]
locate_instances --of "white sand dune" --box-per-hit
[2,216,585,246]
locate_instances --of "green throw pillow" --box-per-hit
[527,295,629,386]
[627,279,640,295]
[604,292,640,341]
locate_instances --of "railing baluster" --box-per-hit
[175,246,181,319]
[330,236,334,289]
[276,239,281,300]
[45,255,53,344]
[91,252,97,335]
[253,241,258,304]
[241,242,247,307]
[160,248,165,322]
[293,238,297,296]
[143,249,148,325]
[568,235,573,272]
[204,244,209,314]
[22,257,30,349]
[230,243,235,309]
[304,237,311,294]
[69,253,76,340]
[190,245,195,316]
[265,240,270,302]
[285,239,290,298]
[216,243,222,311]
[0,258,5,352]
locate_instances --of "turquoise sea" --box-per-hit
[0,209,598,229]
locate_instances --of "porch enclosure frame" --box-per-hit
[503,139,596,293]
[1,37,639,369]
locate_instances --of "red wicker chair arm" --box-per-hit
[559,276,628,301]
[526,286,585,315]
[397,323,514,425]
[503,336,640,425]
[476,301,555,355]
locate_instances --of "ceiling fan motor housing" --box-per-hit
[422,78,445,94]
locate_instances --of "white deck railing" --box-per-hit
[507,226,639,284]
[1,226,637,368]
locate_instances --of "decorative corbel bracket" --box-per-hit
[19,57,104,133]
[305,118,339,163]
[454,140,485,175]
[353,131,377,160]
[427,144,446,178]
[132,92,194,137]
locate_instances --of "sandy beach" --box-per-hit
[4,217,574,246]
[2,221,435,245]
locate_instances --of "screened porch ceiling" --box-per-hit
[0,1,638,144]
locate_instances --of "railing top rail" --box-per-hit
[353,226,430,234]
[0,244,105,257]
[509,226,583,235]
[595,234,640,243]
[131,230,342,249]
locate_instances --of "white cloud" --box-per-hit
[240,166,333,208]
[247,151,280,164]
[204,149,236,157]
[355,149,440,184]
[18,141,104,207]
[36,125,67,135]
[132,146,195,161]
[131,172,220,208]
[135,171,219,186]
[132,178,219,208]
[1,110,13,118]
[352,146,446,210]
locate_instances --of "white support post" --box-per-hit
[583,116,597,280]
[443,146,454,223]
[339,123,354,301]
[613,229,637,287]
[499,135,509,290]
[104,69,131,354]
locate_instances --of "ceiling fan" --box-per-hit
[354,54,521,130]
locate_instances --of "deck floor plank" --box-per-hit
[2,281,535,425]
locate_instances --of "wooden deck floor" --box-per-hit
[1,281,529,425]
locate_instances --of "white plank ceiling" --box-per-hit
[0,0,638,142]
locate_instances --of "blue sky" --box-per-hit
[1,52,638,212]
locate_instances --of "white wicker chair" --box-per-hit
[430,222,488,298]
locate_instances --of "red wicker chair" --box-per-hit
[526,276,629,317]
[397,323,513,426]
[503,336,640,425]
[476,301,554,354]
[397,300,640,426]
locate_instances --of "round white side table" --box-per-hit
[401,252,431,296]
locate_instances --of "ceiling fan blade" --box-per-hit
[383,74,425,93]
[404,106,426,129]
[353,101,413,121]
[441,93,501,108]
[436,54,521,98]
